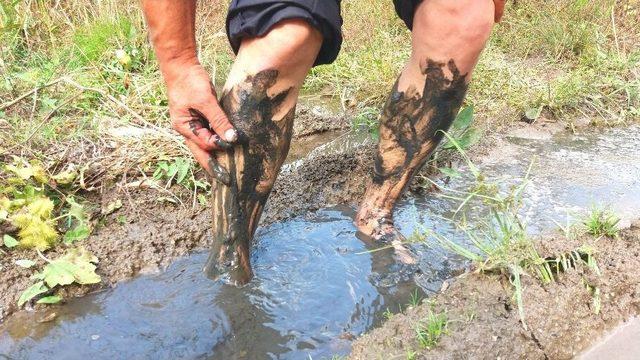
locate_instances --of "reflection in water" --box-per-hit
[1,126,639,359]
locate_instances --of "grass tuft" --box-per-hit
[415,310,448,350]
[582,207,621,238]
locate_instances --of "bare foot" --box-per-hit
[355,206,417,264]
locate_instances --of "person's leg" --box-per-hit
[355,0,496,250]
[204,19,322,285]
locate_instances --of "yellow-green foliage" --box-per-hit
[10,197,59,250]
[1,158,89,251]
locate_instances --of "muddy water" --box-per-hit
[1,126,639,359]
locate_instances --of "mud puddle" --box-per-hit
[1,125,639,359]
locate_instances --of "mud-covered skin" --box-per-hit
[205,70,295,285]
[357,59,468,242]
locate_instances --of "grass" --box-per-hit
[416,132,605,329]
[582,206,621,238]
[415,310,448,350]
[408,289,423,308]
[1,0,637,153]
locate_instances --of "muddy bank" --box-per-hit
[0,114,589,322]
[0,107,363,322]
[350,222,640,359]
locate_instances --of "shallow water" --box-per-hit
[1,126,639,360]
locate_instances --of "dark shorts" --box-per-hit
[226,0,422,67]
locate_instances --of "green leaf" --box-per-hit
[15,259,36,268]
[66,197,87,222]
[63,223,90,244]
[38,247,101,287]
[40,260,76,287]
[3,234,18,248]
[18,281,48,307]
[176,160,190,184]
[439,167,462,179]
[454,128,482,150]
[524,106,543,121]
[52,169,77,185]
[37,295,62,304]
[166,164,179,179]
[101,199,122,215]
[451,105,474,131]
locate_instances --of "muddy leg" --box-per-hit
[355,0,497,260]
[204,20,322,285]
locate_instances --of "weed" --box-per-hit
[383,308,393,320]
[18,247,101,307]
[351,106,380,139]
[406,350,417,360]
[1,157,92,250]
[408,289,423,308]
[582,206,621,238]
[153,157,210,193]
[415,310,448,350]
[419,132,602,329]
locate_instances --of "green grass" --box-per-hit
[415,310,448,350]
[582,207,621,238]
[408,289,423,308]
[2,0,637,152]
[416,132,606,329]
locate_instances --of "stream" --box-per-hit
[1,125,639,359]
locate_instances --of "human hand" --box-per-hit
[164,62,237,178]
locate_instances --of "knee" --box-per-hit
[238,19,323,71]
[413,0,494,52]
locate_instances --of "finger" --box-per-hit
[193,99,238,143]
[175,115,231,152]
[185,140,231,186]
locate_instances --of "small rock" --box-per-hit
[37,312,57,323]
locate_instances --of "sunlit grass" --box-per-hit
[582,206,621,238]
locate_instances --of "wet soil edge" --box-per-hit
[0,116,568,322]
[349,223,640,360]
[0,107,356,322]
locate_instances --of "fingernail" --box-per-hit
[224,128,238,143]
[211,135,232,149]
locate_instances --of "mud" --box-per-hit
[2,108,639,360]
[0,111,370,321]
[350,222,640,359]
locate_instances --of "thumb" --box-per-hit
[197,97,238,143]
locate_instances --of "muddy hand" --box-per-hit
[166,64,240,178]
[204,70,295,286]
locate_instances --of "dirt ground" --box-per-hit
[350,222,640,359]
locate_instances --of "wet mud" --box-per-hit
[0,112,370,321]
[350,222,640,359]
[1,112,639,359]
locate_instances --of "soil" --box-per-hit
[0,105,607,348]
[350,221,640,359]
[0,106,359,322]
